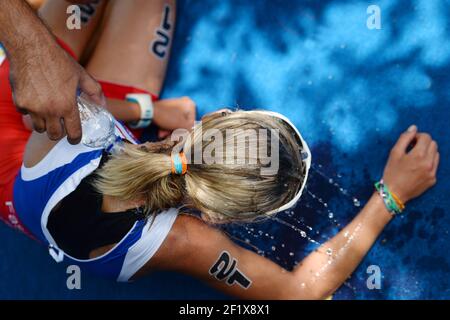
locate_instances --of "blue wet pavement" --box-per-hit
[1,0,449,299]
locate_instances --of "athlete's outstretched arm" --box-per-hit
[137,126,439,299]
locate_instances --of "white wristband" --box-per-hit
[125,93,154,129]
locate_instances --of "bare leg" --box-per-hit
[39,0,194,132]
[86,0,195,134]
[39,0,107,59]
[86,0,176,96]
[20,0,108,131]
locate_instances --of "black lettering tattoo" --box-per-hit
[226,269,251,287]
[162,5,172,30]
[209,251,252,289]
[151,4,172,59]
[79,0,101,24]
[153,30,170,58]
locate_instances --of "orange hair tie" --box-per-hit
[171,152,188,175]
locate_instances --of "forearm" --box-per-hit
[105,98,140,123]
[0,0,54,53]
[294,192,393,299]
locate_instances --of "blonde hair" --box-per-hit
[94,111,305,223]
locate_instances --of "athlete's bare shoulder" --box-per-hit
[23,131,62,168]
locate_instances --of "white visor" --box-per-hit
[252,110,312,215]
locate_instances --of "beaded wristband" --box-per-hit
[374,179,404,215]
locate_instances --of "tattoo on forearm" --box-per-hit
[209,251,252,289]
[150,5,172,59]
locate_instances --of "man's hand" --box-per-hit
[0,0,104,144]
[9,40,104,144]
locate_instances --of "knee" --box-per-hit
[180,96,196,120]
[180,96,196,110]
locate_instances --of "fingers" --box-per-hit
[428,140,439,177]
[21,115,33,131]
[79,71,105,106]
[428,139,438,154]
[16,106,29,115]
[412,133,432,157]
[63,106,82,145]
[427,139,438,172]
[393,125,417,154]
[415,133,439,186]
[432,152,440,177]
[59,71,100,144]
[12,92,29,115]
[46,117,64,140]
[29,114,46,133]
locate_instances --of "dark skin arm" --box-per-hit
[0,0,103,143]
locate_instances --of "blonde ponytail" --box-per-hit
[94,111,305,223]
[94,144,185,213]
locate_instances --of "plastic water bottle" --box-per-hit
[77,92,116,149]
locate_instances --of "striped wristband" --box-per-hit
[374,179,405,216]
